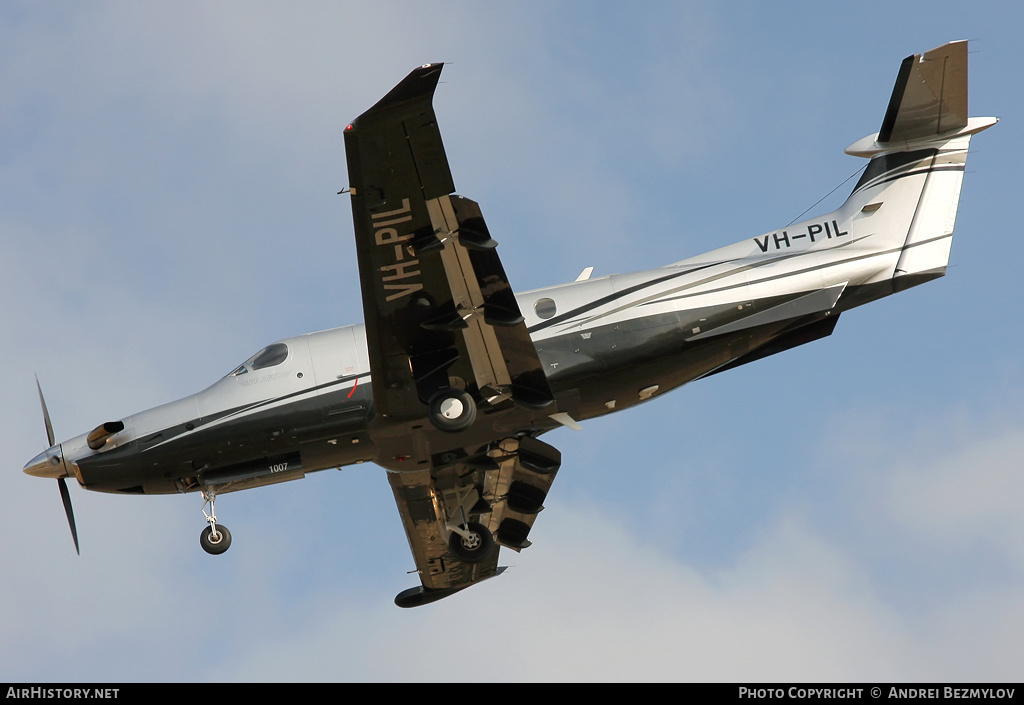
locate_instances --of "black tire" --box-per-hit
[448,521,495,563]
[428,389,477,432]
[200,524,232,555]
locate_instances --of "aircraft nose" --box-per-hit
[24,445,67,479]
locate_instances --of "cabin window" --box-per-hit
[534,298,557,319]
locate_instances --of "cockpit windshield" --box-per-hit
[228,342,289,377]
[251,343,289,369]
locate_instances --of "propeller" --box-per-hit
[35,376,79,555]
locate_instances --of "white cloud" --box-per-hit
[888,427,1024,564]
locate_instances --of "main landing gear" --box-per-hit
[428,389,477,433]
[448,521,494,563]
[199,489,232,555]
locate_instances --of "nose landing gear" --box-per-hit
[199,489,232,555]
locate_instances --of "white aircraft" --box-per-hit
[24,41,995,606]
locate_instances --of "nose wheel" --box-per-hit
[200,489,232,555]
[200,524,232,554]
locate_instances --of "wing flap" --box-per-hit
[483,436,561,551]
[426,195,511,393]
[429,195,555,409]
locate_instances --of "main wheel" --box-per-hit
[200,524,232,555]
[428,389,477,433]
[448,521,495,563]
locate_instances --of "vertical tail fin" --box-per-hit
[841,41,996,291]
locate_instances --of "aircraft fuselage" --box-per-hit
[30,191,927,497]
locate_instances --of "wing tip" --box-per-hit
[354,62,446,124]
[394,566,507,607]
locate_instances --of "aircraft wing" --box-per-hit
[386,434,562,607]
[343,63,554,422]
[343,64,562,606]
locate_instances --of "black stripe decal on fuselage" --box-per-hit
[529,235,867,337]
[139,371,371,454]
[852,148,938,194]
[212,372,369,425]
[526,262,720,334]
[855,164,964,194]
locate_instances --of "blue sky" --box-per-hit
[1,1,1022,682]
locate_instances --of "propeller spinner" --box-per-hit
[24,377,79,555]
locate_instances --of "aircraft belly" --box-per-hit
[567,323,796,421]
[541,289,848,422]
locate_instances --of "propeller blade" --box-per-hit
[58,477,80,555]
[35,375,55,447]
[36,375,79,555]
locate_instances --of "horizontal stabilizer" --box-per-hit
[688,282,846,341]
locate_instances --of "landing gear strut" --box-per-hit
[200,489,232,555]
